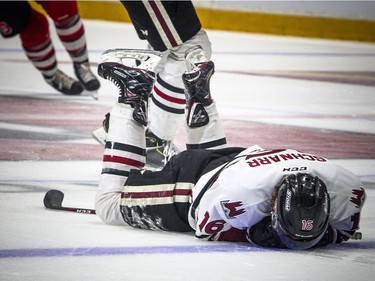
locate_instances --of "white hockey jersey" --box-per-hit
[188,145,366,242]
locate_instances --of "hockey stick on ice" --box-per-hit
[43,189,96,215]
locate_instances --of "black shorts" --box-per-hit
[120,147,244,232]
[120,1,201,51]
[0,1,31,38]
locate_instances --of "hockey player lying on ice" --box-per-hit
[95,46,366,250]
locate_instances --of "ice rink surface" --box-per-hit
[1,20,375,280]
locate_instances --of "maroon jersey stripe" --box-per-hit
[122,188,192,199]
[147,0,178,47]
[103,155,144,168]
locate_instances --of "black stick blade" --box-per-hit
[44,189,64,209]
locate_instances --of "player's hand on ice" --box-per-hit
[246,216,286,249]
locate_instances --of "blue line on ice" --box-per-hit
[0,244,266,258]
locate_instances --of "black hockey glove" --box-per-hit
[246,216,286,249]
[312,225,336,248]
[313,225,356,248]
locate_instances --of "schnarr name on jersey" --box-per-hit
[246,152,327,168]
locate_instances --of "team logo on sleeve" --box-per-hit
[350,187,365,208]
[220,200,246,219]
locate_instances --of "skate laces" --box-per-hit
[49,70,76,90]
[184,45,208,73]
[145,130,179,168]
[75,62,96,83]
[161,141,179,162]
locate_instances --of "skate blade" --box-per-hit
[92,127,107,145]
[81,90,98,100]
[101,48,163,73]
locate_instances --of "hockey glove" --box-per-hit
[246,216,286,249]
[313,225,361,247]
[312,225,337,247]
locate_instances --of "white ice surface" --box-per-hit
[1,20,375,281]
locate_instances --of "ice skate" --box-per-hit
[97,62,155,126]
[101,48,162,73]
[92,114,178,169]
[145,129,179,169]
[182,46,214,127]
[44,69,83,95]
[74,62,100,99]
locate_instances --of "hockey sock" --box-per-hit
[96,103,146,225]
[185,102,227,150]
[54,13,88,64]
[20,8,58,78]
[149,73,186,141]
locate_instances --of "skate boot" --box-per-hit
[44,69,84,95]
[74,62,101,99]
[92,114,178,168]
[97,62,155,126]
[145,129,179,169]
[182,46,214,128]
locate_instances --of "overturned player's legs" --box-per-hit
[185,102,226,149]
[183,47,226,149]
[148,55,186,141]
[147,30,214,160]
[143,50,186,167]
[148,30,213,140]
[95,102,146,225]
[95,62,154,225]
[145,56,186,167]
